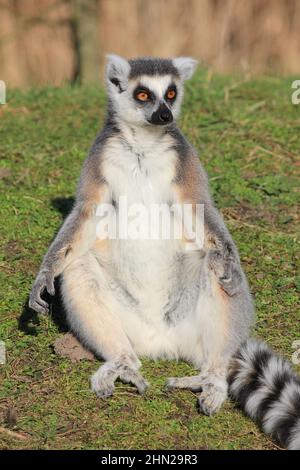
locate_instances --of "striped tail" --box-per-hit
[228,338,300,450]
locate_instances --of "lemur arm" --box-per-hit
[174,146,243,296]
[203,201,238,256]
[29,146,108,314]
[29,197,103,314]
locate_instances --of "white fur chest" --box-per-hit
[101,128,177,206]
[98,128,182,319]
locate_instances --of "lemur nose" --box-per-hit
[159,110,172,122]
[150,103,173,125]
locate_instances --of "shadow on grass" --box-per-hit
[51,196,74,219]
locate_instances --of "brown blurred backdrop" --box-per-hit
[1,0,300,88]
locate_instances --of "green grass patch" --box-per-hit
[0,71,299,449]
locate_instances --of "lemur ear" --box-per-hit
[173,57,198,80]
[106,54,130,92]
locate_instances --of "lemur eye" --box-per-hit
[166,89,176,100]
[136,91,150,102]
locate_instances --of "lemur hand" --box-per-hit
[208,246,243,296]
[29,269,55,314]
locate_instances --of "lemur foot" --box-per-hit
[208,249,242,296]
[198,382,227,416]
[91,356,149,398]
[167,372,228,416]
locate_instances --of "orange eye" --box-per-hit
[167,89,176,100]
[136,91,150,102]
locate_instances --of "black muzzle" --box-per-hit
[150,103,173,126]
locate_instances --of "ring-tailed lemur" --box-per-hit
[29,55,300,450]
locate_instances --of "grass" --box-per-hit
[0,70,299,450]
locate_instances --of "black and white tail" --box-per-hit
[228,339,300,450]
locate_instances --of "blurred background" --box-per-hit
[0,0,300,88]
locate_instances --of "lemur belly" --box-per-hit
[93,238,203,362]
[92,137,227,363]
[93,240,228,366]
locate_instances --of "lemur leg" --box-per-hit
[167,202,245,414]
[61,253,149,397]
[167,265,236,416]
[29,183,109,315]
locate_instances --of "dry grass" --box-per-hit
[1,0,300,87]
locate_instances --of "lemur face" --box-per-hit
[106,55,198,128]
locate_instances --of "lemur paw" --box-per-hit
[166,372,227,416]
[197,383,227,416]
[91,368,115,398]
[29,270,55,315]
[208,250,242,296]
[167,375,203,392]
[91,358,149,398]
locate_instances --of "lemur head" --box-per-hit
[106,55,198,128]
